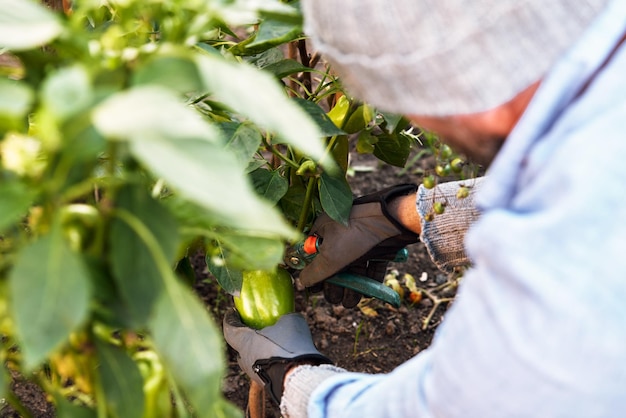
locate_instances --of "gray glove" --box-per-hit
[223,309,332,404]
[299,184,420,307]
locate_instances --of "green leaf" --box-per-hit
[53,395,97,418]
[110,184,179,327]
[244,18,301,54]
[9,224,90,370]
[205,246,243,296]
[96,341,145,418]
[319,172,352,226]
[93,86,296,239]
[195,54,327,164]
[149,278,227,418]
[0,181,35,233]
[0,362,6,400]
[0,78,33,133]
[378,111,407,134]
[356,130,378,154]
[292,98,346,137]
[343,104,373,134]
[249,167,289,205]
[262,59,310,79]
[279,184,309,224]
[219,233,285,272]
[331,135,350,174]
[130,136,296,239]
[93,86,221,144]
[224,122,263,168]
[373,132,412,167]
[0,0,63,50]
[42,65,92,121]
[132,55,203,94]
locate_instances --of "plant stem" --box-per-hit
[296,177,317,234]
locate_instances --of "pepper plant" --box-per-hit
[0,0,419,416]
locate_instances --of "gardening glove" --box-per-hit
[300,184,420,307]
[223,309,332,404]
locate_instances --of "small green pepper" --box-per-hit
[234,267,295,329]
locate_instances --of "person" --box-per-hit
[224,0,626,416]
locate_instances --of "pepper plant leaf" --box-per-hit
[95,340,145,418]
[8,223,90,371]
[195,54,328,166]
[0,181,35,233]
[0,0,63,51]
[109,184,178,327]
[149,278,231,418]
[319,171,352,226]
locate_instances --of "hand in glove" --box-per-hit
[299,184,420,307]
[223,309,331,404]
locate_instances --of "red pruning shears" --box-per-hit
[284,236,406,308]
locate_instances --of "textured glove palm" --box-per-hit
[223,310,331,404]
[299,184,420,307]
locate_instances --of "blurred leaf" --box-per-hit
[9,223,90,370]
[93,86,221,144]
[88,260,133,329]
[0,0,63,51]
[0,78,33,133]
[175,256,197,287]
[249,167,289,205]
[132,55,203,94]
[53,395,97,418]
[149,278,227,418]
[262,59,310,79]
[293,98,345,137]
[319,172,352,226]
[373,132,412,167]
[130,136,296,239]
[223,122,263,168]
[0,181,35,233]
[41,65,92,121]
[0,362,6,400]
[195,54,327,165]
[96,341,145,418]
[110,184,179,327]
[93,86,296,239]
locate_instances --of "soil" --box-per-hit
[0,150,456,417]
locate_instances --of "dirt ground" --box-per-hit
[0,150,457,417]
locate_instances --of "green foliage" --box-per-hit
[0,0,423,415]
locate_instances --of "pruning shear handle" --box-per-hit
[284,236,405,308]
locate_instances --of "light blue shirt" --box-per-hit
[308,2,626,416]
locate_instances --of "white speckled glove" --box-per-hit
[417,177,484,272]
